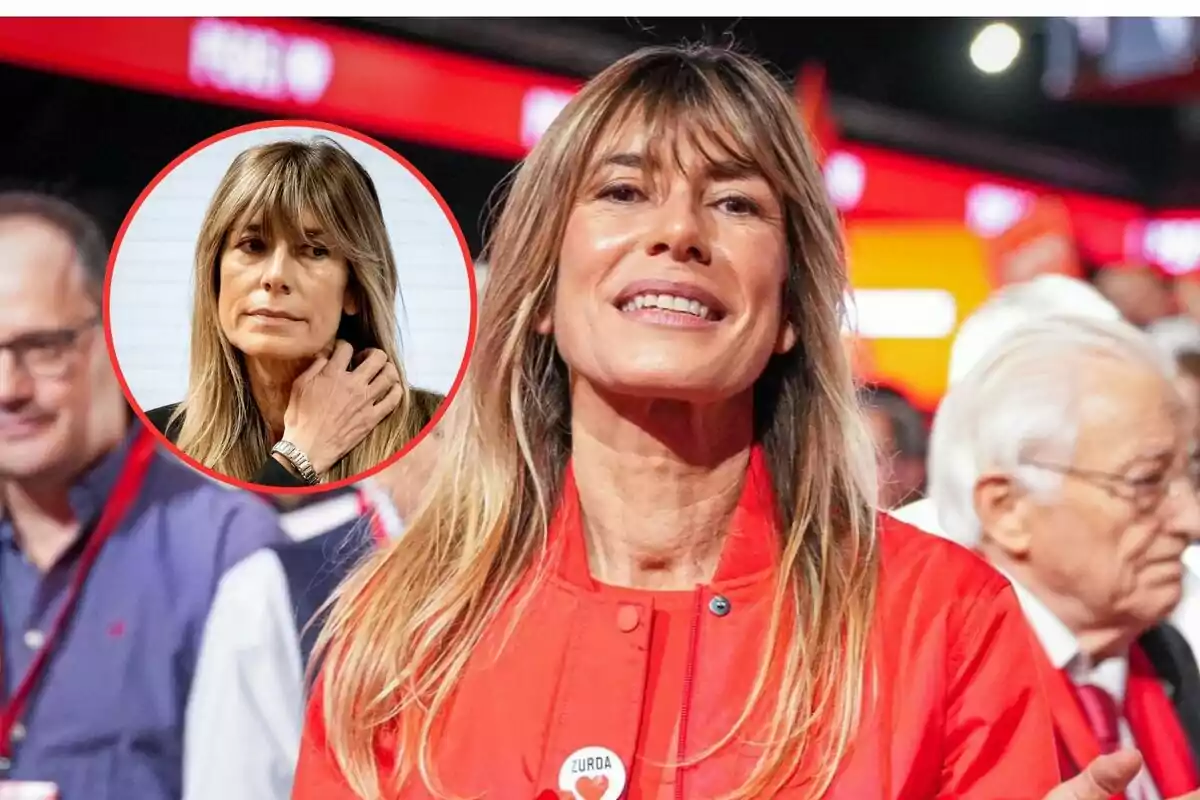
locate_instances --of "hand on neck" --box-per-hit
[569,381,756,591]
[246,355,314,440]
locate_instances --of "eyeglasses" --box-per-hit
[0,317,100,378]
[1022,456,1196,517]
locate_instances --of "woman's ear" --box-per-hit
[775,285,798,354]
[775,320,797,354]
[535,314,553,335]
[343,285,360,316]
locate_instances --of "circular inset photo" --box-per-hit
[105,121,476,494]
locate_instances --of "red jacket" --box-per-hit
[293,450,1061,799]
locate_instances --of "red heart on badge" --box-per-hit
[575,774,609,800]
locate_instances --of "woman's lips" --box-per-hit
[619,291,717,321]
[617,298,721,329]
[246,308,302,322]
[612,279,728,325]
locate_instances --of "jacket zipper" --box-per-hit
[675,589,704,800]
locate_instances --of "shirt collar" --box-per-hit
[549,444,780,591]
[0,423,141,544]
[1003,570,1130,701]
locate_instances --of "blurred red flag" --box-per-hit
[796,62,838,164]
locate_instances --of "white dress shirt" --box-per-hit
[1006,577,1161,800]
[182,482,401,800]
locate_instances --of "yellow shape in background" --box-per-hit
[845,223,993,410]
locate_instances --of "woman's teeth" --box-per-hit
[620,293,714,320]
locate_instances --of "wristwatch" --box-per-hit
[270,440,320,485]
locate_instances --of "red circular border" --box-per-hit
[102,119,479,496]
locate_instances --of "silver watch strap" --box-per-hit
[271,440,320,485]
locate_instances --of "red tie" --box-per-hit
[1075,684,1121,755]
[1076,684,1146,800]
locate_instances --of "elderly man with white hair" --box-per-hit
[928,313,1200,798]
[891,273,1122,535]
[893,275,1200,659]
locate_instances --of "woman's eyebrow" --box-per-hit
[599,152,645,170]
[705,160,761,182]
[594,151,759,182]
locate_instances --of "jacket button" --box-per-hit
[709,595,731,617]
[617,604,640,632]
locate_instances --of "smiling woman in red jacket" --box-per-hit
[292,45,1109,800]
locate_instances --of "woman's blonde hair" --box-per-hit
[173,136,428,482]
[317,45,879,798]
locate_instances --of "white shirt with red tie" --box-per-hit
[1006,575,1161,800]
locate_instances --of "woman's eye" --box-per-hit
[237,237,266,254]
[307,245,330,259]
[598,183,645,204]
[715,195,761,216]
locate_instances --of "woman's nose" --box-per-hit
[646,194,711,266]
[260,243,296,293]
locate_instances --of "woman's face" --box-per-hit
[217,212,357,361]
[548,124,795,404]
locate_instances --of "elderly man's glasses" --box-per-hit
[0,317,100,377]
[1022,456,1198,516]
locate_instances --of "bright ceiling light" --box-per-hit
[970,22,1022,75]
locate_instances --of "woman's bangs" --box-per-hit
[224,155,346,253]
[588,77,779,195]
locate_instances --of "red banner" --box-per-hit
[0,18,1195,272]
[823,142,1146,266]
[0,17,580,160]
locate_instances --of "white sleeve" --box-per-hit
[183,549,305,800]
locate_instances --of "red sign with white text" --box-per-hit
[0,17,579,160]
[822,143,1146,267]
[0,17,1196,272]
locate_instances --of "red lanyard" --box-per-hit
[0,427,157,769]
[354,488,390,548]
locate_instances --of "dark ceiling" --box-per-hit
[580,18,1179,165]
[346,17,1194,205]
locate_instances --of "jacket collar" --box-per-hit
[547,445,781,591]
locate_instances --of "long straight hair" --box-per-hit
[316,45,879,798]
[172,137,428,482]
